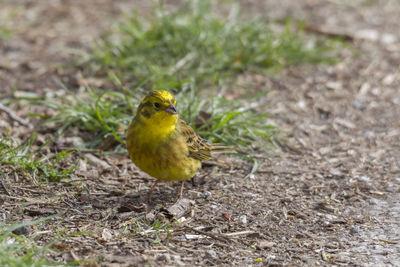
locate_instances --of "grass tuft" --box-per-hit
[0,133,77,182]
[26,1,340,151]
[0,218,56,266]
[91,1,336,89]
[35,88,133,150]
[33,83,277,149]
[0,5,18,40]
[173,84,278,146]
[0,217,88,266]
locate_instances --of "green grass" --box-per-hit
[0,27,11,40]
[0,219,60,266]
[121,216,172,245]
[28,1,340,151]
[31,88,132,150]
[0,227,53,266]
[31,81,277,149]
[0,5,17,40]
[0,218,88,266]
[0,133,77,182]
[90,1,335,89]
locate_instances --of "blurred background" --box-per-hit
[0,0,399,266]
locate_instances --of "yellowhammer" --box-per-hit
[126,90,225,199]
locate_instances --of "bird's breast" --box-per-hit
[127,127,200,181]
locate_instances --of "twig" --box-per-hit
[381,221,400,224]
[185,226,233,244]
[69,250,80,262]
[84,153,111,170]
[56,147,101,154]
[202,160,226,168]
[305,25,354,41]
[0,103,32,128]
[223,230,255,237]
[321,250,329,261]
[378,239,399,245]
[0,179,11,196]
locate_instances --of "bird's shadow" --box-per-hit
[80,175,207,218]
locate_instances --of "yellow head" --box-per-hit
[135,90,178,130]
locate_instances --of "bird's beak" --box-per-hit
[164,104,177,114]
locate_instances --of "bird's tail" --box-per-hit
[211,144,236,154]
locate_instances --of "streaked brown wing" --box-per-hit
[179,119,212,161]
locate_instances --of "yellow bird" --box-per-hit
[126,90,225,199]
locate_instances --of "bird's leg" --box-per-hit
[147,180,160,200]
[178,181,185,199]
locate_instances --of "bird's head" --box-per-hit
[136,90,178,128]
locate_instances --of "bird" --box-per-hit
[126,90,226,199]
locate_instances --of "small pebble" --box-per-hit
[239,215,247,225]
[177,217,186,223]
[206,250,217,259]
[171,255,181,261]
[157,254,171,262]
[350,226,360,235]
[102,228,113,241]
[145,212,156,222]
[12,225,30,236]
[258,241,275,249]
[241,259,253,264]
[364,131,375,138]
[385,185,399,193]
[330,168,343,176]
[381,33,397,45]
[352,100,364,110]
[355,29,378,41]
[359,176,370,182]
[369,198,380,205]
[203,191,212,199]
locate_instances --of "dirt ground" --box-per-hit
[1,0,399,266]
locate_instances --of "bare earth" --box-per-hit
[1,0,399,266]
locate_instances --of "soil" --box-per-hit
[1,0,399,266]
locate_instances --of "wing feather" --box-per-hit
[178,119,212,161]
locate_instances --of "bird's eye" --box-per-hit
[154,103,161,108]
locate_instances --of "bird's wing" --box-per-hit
[178,119,212,161]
